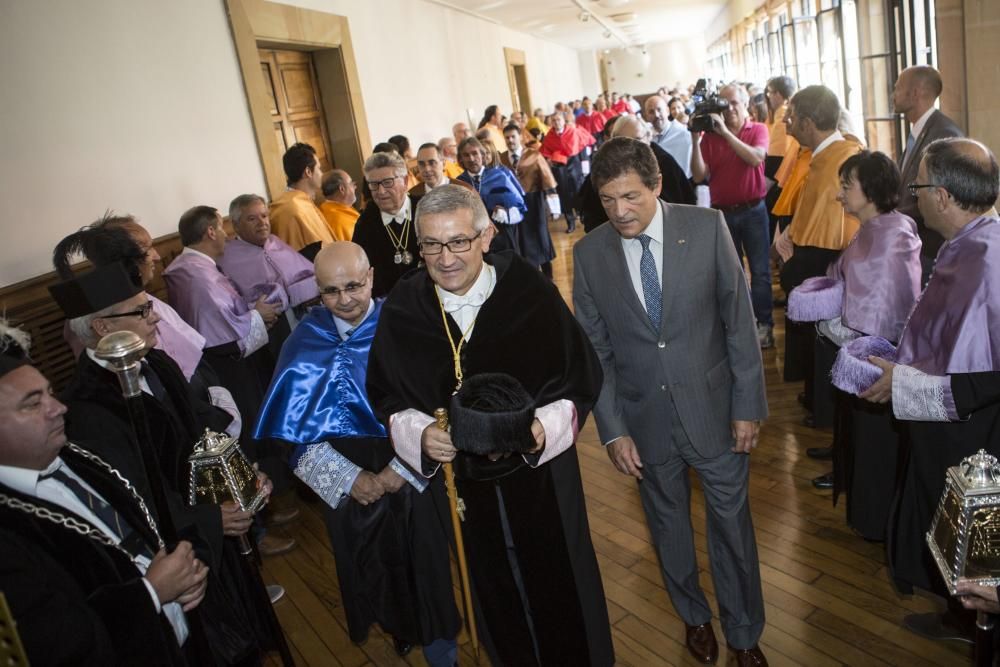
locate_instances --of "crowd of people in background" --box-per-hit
[2,61,999,667]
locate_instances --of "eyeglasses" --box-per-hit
[418,232,482,255]
[907,182,938,196]
[319,277,368,298]
[101,300,155,320]
[366,176,403,191]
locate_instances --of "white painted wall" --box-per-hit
[0,0,590,286]
[600,36,707,96]
[273,0,586,145]
[705,0,760,44]
[0,0,266,286]
[577,50,603,98]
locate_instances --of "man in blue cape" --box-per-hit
[254,242,459,665]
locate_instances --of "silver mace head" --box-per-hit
[94,330,148,397]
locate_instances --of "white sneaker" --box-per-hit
[757,323,774,349]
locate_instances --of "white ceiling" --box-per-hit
[426,0,726,50]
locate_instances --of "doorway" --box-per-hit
[259,48,335,171]
[504,47,532,113]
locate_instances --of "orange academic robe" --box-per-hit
[269,189,335,250]
[319,200,360,241]
[788,139,862,250]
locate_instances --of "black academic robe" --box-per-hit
[889,373,1000,593]
[352,196,422,298]
[579,142,696,232]
[367,251,615,667]
[60,350,275,664]
[0,445,187,666]
[550,153,585,225]
[318,436,461,646]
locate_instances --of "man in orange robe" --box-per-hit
[269,142,335,255]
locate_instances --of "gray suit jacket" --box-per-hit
[897,110,964,253]
[573,201,767,462]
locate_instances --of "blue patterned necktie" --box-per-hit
[638,234,662,329]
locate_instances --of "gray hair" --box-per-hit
[924,138,1000,213]
[228,194,266,226]
[414,184,490,235]
[720,83,749,105]
[321,170,349,198]
[611,115,652,143]
[68,303,117,348]
[363,151,406,177]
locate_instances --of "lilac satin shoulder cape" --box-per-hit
[254,301,386,467]
[895,215,1000,374]
[827,210,922,342]
[162,251,255,348]
[218,236,318,309]
[149,295,204,380]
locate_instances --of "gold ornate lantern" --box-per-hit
[927,449,1000,594]
[187,429,267,514]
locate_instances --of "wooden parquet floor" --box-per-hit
[262,220,968,666]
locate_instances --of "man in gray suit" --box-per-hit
[892,65,964,281]
[573,137,768,667]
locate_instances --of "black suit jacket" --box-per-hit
[897,109,964,256]
[0,445,186,666]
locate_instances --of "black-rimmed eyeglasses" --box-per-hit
[319,277,369,298]
[101,300,155,320]
[418,232,482,255]
[366,176,403,191]
[907,182,938,196]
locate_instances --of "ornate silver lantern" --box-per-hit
[927,449,1000,594]
[187,429,267,514]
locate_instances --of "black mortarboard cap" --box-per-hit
[449,373,537,455]
[48,261,142,319]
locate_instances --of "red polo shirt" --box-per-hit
[699,119,769,207]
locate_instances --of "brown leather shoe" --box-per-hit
[685,622,719,664]
[258,533,296,557]
[266,506,301,527]
[729,644,768,666]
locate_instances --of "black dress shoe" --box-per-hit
[797,392,809,408]
[812,472,834,489]
[806,446,832,460]
[392,637,413,657]
[903,612,974,644]
[802,414,816,428]
[685,622,719,664]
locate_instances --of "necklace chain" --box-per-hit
[435,290,478,393]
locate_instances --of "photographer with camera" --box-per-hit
[690,83,774,349]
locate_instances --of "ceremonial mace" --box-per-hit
[435,407,480,660]
[94,331,212,657]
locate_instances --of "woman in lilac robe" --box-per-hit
[789,151,922,539]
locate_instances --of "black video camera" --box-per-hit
[688,78,729,133]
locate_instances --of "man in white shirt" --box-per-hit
[644,94,694,178]
[891,65,964,279]
[0,319,206,665]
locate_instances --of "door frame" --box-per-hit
[503,47,532,114]
[225,0,371,198]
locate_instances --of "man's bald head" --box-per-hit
[611,115,652,144]
[902,66,944,100]
[315,242,373,325]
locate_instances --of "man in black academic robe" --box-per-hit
[0,320,205,666]
[51,264,282,665]
[352,151,422,297]
[367,184,615,667]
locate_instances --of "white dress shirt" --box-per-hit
[620,203,665,315]
[812,130,844,158]
[434,263,497,339]
[379,197,411,226]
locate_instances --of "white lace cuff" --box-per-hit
[390,410,438,477]
[293,442,362,509]
[238,310,269,357]
[207,386,242,438]
[508,207,524,224]
[390,457,428,492]
[546,194,562,219]
[892,365,958,422]
[527,399,578,467]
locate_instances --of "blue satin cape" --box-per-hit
[253,301,386,467]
